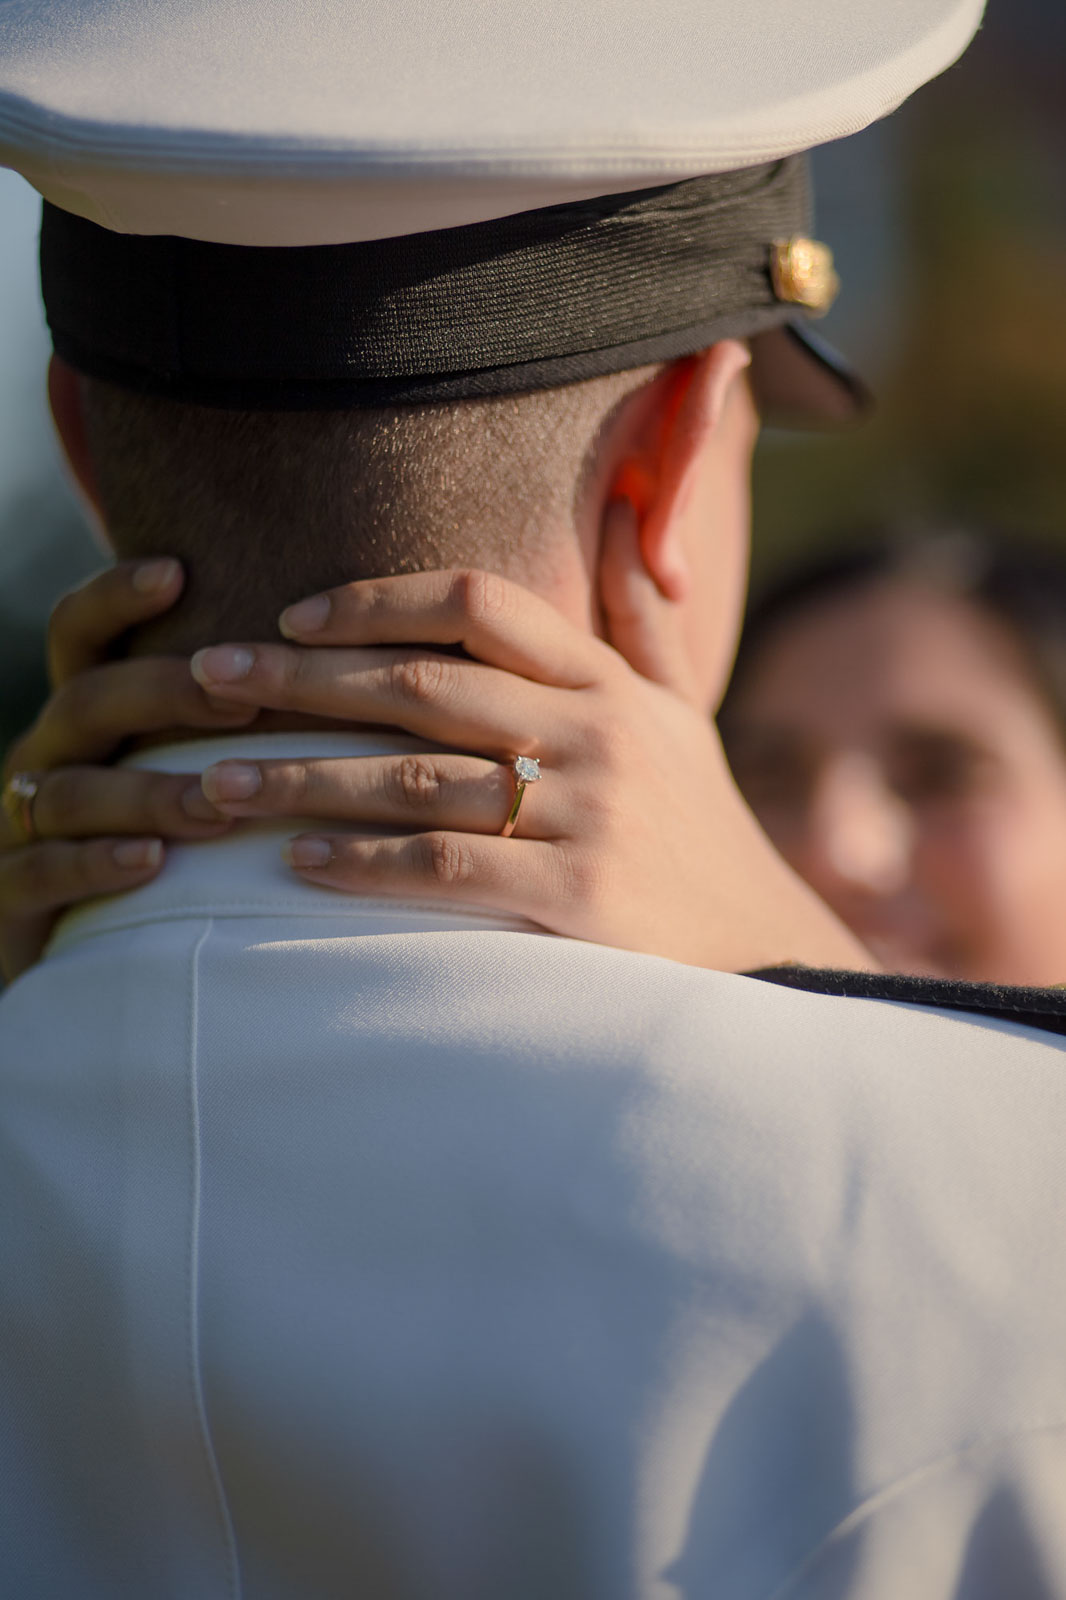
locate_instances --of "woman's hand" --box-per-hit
[185,505,869,972]
[2,506,871,981]
[0,558,253,980]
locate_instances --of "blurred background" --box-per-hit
[754,0,1066,575]
[1,0,1064,764]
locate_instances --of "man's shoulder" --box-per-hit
[291,926,1066,1090]
[749,962,1066,1039]
[452,931,1066,1050]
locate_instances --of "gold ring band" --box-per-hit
[499,755,541,839]
[2,771,41,845]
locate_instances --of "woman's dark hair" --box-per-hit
[723,526,1066,738]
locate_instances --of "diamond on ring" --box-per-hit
[2,771,41,844]
[513,756,541,785]
[6,773,38,805]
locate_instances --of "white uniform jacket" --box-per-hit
[3,734,1066,1599]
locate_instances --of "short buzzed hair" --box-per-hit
[83,365,660,652]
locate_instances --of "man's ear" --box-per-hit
[48,355,103,515]
[609,340,751,602]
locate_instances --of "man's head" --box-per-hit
[35,135,865,724]
[50,338,758,712]
[6,0,984,710]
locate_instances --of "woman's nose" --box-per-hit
[806,753,913,896]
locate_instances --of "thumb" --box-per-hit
[598,498,699,702]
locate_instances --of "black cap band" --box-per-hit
[41,157,816,409]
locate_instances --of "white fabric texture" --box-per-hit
[3,732,1066,1598]
[0,0,985,243]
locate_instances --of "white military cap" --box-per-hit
[0,0,983,422]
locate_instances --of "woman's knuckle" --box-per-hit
[280,761,316,808]
[283,648,316,694]
[255,758,309,809]
[392,654,450,706]
[423,831,476,890]
[393,755,441,811]
[454,568,512,628]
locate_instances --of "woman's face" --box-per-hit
[723,577,1066,985]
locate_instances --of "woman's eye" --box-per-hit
[890,737,991,802]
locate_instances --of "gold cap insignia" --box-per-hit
[769,237,840,316]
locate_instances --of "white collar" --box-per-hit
[49,731,545,957]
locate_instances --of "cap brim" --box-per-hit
[1,0,985,246]
[750,321,872,429]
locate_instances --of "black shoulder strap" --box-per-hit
[745,966,1066,1038]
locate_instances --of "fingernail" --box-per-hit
[191,645,255,686]
[279,594,330,637]
[202,761,261,803]
[132,557,181,594]
[113,838,163,869]
[282,836,333,869]
[181,783,225,820]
